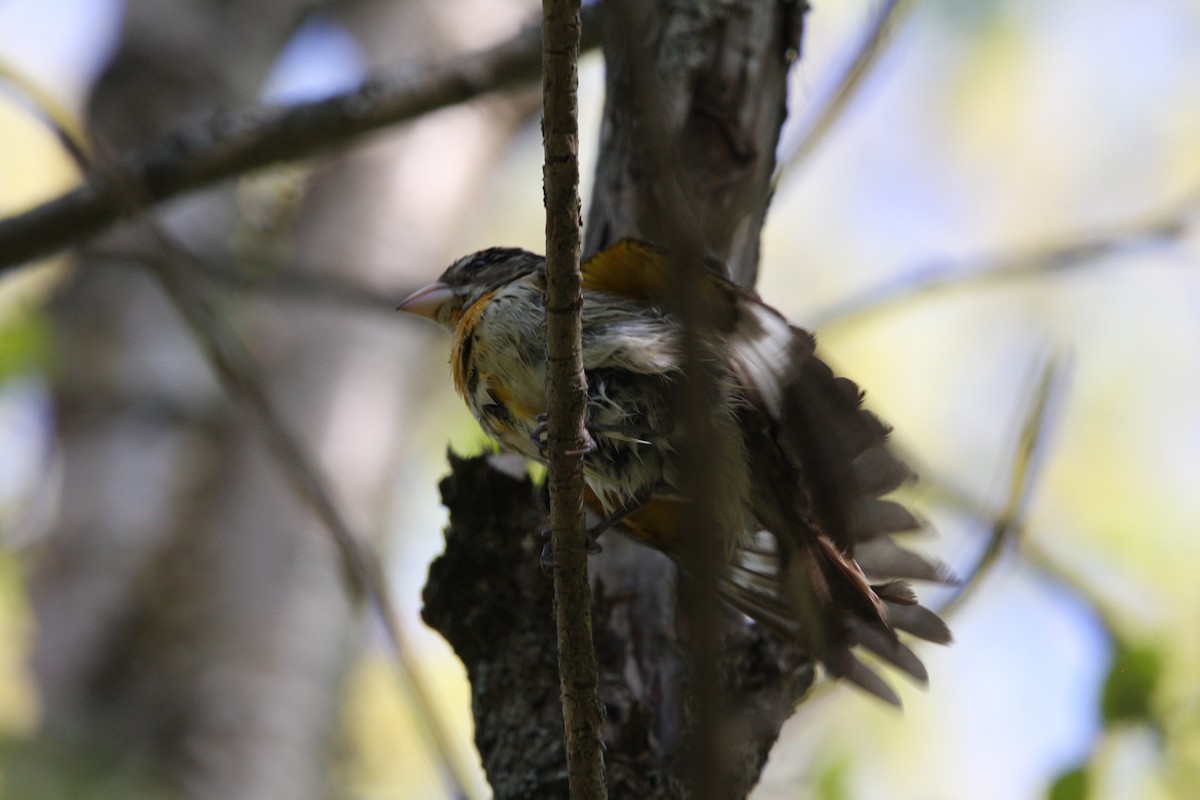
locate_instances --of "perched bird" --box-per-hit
[398,239,951,704]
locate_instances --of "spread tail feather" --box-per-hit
[719,530,951,705]
[725,297,951,704]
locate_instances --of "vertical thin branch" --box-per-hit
[622,44,737,794]
[583,5,805,797]
[934,352,1072,616]
[670,251,734,800]
[542,2,608,798]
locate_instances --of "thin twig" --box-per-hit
[84,245,410,316]
[0,57,92,168]
[590,3,807,794]
[542,1,608,797]
[812,193,1200,329]
[929,351,1072,615]
[894,357,1131,636]
[121,242,479,800]
[772,0,915,190]
[610,6,734,795]
[0,5,601,274]
[89,189,1197,338]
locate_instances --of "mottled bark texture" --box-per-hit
[423,12,812,796]
[585,0,807,285]
[424,455,812,800]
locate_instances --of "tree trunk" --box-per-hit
[27,2,355,797]
[24,1,526,798]
[422,2,811,798]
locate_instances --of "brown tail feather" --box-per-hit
[725,299,951,703]
[773,330,916,551]
[856,537,951,582]
[846,619,928,683]
[823,647,903,706]
[884,601,953,645]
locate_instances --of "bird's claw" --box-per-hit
[564,430,597,458]
[529,413,598,459]
[530,413,549,456]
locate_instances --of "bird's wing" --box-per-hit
[581,239,739,328]
[731,301,920,550]
[581,239,952,704]
[581,239,676,302]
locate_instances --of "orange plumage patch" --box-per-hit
[583,239,741,331]
[621,498,689,552]
[450,290,496,399]
[486,382,542,423]
[581,240,675,302]
[584,487,687,553]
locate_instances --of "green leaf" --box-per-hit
[1101,641,1163,727]
[1046,765,1089,800]
[0,307,52,382]
[814,754,851,800]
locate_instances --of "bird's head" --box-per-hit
[396,247,543,330]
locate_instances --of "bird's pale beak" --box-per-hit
[396,282,454,322]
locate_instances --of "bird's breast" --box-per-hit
[452,286,548,457]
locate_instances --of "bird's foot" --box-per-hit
[530,413,599,458]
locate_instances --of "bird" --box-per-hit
[398,238,951,705]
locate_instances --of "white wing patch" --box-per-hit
[729,303,795,417]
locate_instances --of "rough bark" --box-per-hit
[423,6,811,797]
[424,455,812,800]
[585,0,806,285]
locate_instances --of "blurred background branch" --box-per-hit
[772,0,915,191]
[813,190,1200,330]
[0,4,601,274]
[929,351,1072,617]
